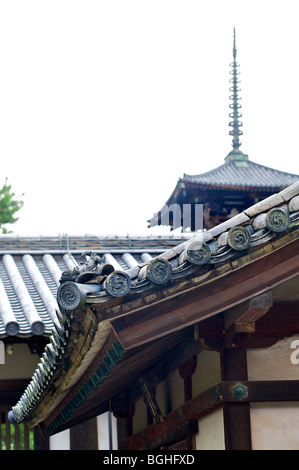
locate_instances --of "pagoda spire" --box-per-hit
[226,28,248,162]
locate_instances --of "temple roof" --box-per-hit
[181,159,299,190]
[8,180,299,434]
[150,29,299,230]
[0,234,192,338]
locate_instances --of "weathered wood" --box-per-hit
[224,291,273,345]
[117,417,132,450]
[221,348,251,450]
[128,377,299,450]
[125,385,219,450]
[221,348,248,381]
[179,356,197,380]
[179,356,197,402]
[70,417,98,450]
[141,420,198,450]
[125,378,299,449]
[113,239,299,349]
[220,380,299,402]
[231,302,299,349]
[223,403,251,450]
[128,333,202,404]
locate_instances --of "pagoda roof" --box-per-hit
[181,158,299,191]
[8,180,299,435]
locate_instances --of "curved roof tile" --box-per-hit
[183,160,299,189]
[0,237,190,338]
[8,180,299,431]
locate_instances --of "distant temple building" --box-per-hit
[3,29,299,452]
[150,29,299,231]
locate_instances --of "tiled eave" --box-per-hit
[179,181,287,192]
[149,161,299,227]
[181,160,299,189]
[8,181,299,433]
[0,238,189,338]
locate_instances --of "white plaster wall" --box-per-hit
[50,429,70,450]
[195,408,225,450]
[250,402,299,450]
[247,334,299,380]
[168,368,184,411]
[132,396,147,435]
[248,334,299,450]
[192,349,221,397]
[155,379,169,416]
[0,343,39,379]
[97,412,118,450]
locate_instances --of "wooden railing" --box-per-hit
[0,408,34,450]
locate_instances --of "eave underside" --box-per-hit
[150,183,288,230]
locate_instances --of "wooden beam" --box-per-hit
[220,380,299,402]
[235,290,273,330]
[225,291,273,330]
[125,379,299,450]
[114,239,299,349]
[141,420,198,451]
[224,291,273,346]
[125,385,218,450]
[227,302,299,349]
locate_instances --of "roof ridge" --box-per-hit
[183,159,298,181]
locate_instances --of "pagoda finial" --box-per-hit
[226,28,248,162]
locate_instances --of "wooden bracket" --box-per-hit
[224,290,273,347]
[138,377,164,424]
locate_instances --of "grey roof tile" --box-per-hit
[279,180,299,201]
[182,160,298,189]
[8,181,299,429]
[0,237,189,338]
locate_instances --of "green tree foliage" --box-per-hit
[1,422,34,450]
[0,178,24,234]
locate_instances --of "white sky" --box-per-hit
[1,0,298,237]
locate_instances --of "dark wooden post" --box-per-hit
[179,355,197,402]
[34,426,50,450]
[221,348,252,450]
[179,355,197,450]
[69,417,98,450]
[111,394,134,450]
